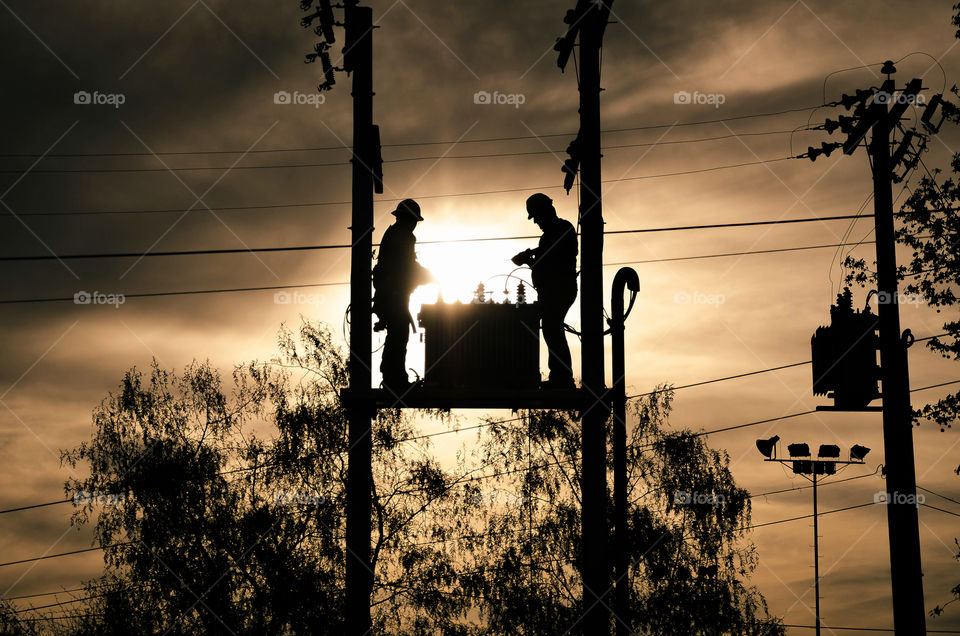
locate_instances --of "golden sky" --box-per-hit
[1,0,960,632]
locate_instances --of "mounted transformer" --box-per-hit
[810,288,881,411]
[417,285,540,391]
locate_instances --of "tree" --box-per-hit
[45,319,781,634]
[423,391,783,635]
[59,321,470,634]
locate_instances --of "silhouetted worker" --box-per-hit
[511,193,578,389]
[373,199,432,391]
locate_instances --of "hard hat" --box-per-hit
[392,198,423,221]
[525,192,553,219]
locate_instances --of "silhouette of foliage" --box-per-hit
[53,320,781,634]
[427,390,783,634]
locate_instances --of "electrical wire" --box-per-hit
[0,282,345,305]
[0,213,889,263]
[783,625,960,633]
[748,502,876,530]
[917,485,960,507]
[0,106,824,160]
[0,155,789,218]
[750,468,881,500]
[0,130,801,174]
[10,594,105,614]
[0,545,127,569]
[0,155,796,181]
[921,503,960,518]
[3,585,103,602]
[1,379,954,573]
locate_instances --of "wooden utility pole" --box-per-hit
[807,63,929,633]
[345,4,375,633]
[867,82,926,635]
[577,2,613,633]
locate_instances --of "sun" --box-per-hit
[410,240,536,308]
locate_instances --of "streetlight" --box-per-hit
[756,436,870,636]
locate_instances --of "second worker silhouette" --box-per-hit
[512,193,578,389]
[373,199,432,392]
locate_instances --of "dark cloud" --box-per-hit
[1,0,959,626]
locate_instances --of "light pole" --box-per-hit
[756,437,871,636]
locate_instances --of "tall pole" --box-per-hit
[812,472,821,636]
[345,5,374,633]
[611,268,638,636]
[869,94,926,635]
[578,2,611,633]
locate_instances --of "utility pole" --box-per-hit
[300,2,378,630]
[868,73,926,636]
[805,61,944,634]
[344,4,375,633]
[572,1,614,632]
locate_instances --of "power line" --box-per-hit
[1,471,879,585]
[0,381,952,572]
[3,586,98,601]
[750,469,881,499]
[628,335,945,409]
[605,240,877,266]
[0,106,820,158]
[921,503,960,518]
[0,213,880,262]
[0,130,799,172]
[747,502,876,530]
[782,624,960,633]
[0,371,950,528]
[12,614,102,622]
[0,498,74,514]
[690,379,960,441]
[4,234,942,305]
[11,594,104,614]
[913,380,960,393]
[7,200,354,218]
[628,362,811,399]
[0,282,344,305]
[0,545,127,569]
[0,155,794,184]
[917,485,960,508]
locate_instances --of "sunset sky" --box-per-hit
[2,0,960,632]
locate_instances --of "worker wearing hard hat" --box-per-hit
[511,193,578,389]
[373,199,433,391]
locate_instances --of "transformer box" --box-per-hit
[417,301,541,390]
